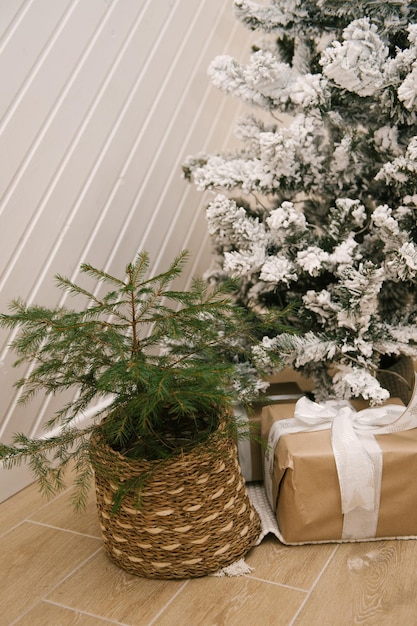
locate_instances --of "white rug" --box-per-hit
[246,482,282,545]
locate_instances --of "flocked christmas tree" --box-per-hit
[184,0,417,404]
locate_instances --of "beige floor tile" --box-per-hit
[0,482,44,536]
[29,486,102,538]
[47,550,189,625]
[0,522,101,626]
[295,540,417,625]
[152,575,306,626]
[4,474,417,626]
[245,536,336,589]
[14,601,116,625]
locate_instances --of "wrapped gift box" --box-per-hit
[236,381,303,482]
[261,396,417,544]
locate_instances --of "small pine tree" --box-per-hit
[0,251,285,507]
[184,0,417,403]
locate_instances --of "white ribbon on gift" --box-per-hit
[264,374,417,539]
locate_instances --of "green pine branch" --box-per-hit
[0,250,287,508]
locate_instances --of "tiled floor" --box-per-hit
[1,480,417,625]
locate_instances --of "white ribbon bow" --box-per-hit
[265,375,417,539]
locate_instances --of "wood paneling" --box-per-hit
[0,0,255,500]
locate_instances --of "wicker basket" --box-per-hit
[89,424,261,579]
[377,355,415,405]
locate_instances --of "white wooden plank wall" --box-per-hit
[0,0,254,501]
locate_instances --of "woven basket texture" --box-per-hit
[90,424,261,579]
[377,356,415,405]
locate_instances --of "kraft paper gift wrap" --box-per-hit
[236,381,303,482]
[261,390,417,544]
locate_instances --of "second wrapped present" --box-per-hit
[261,379,417,544]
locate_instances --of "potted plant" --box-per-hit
[0,250,284,578]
